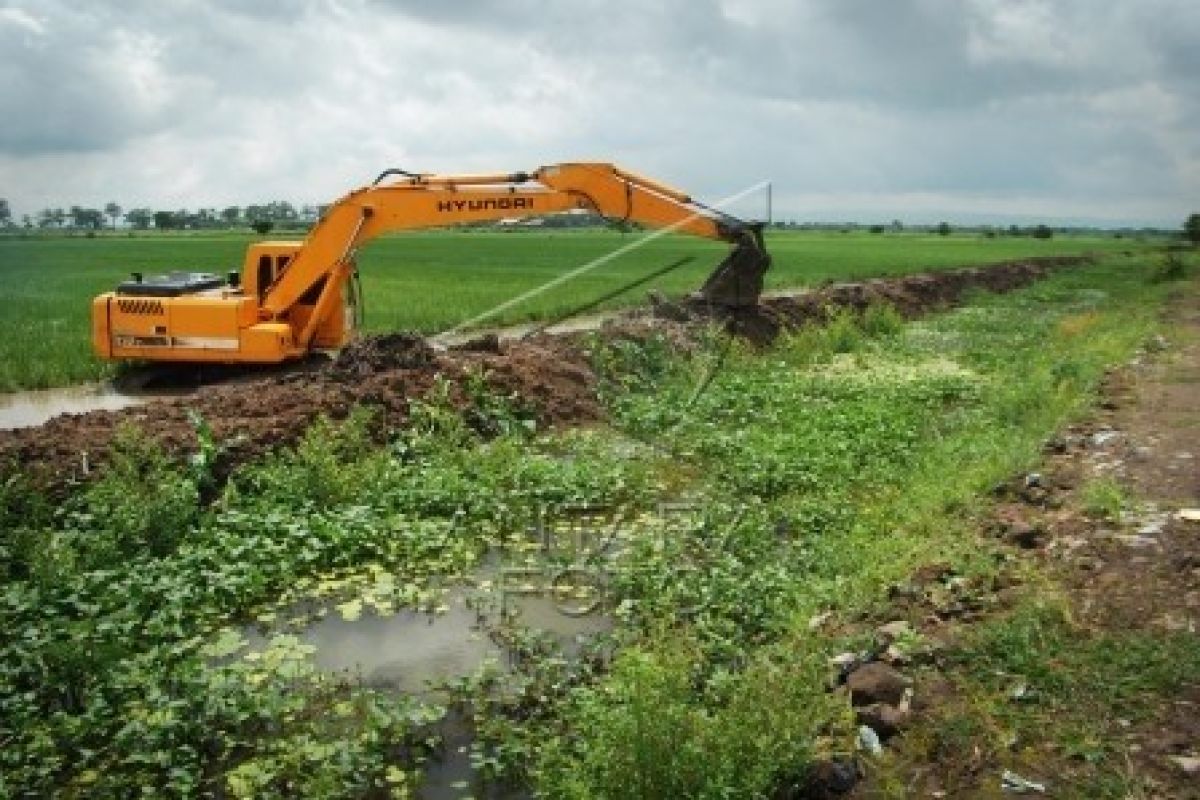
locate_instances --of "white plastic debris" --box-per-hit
[1001,770,1046,794]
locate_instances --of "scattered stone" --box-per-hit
[1024,472,1043,488]
[856,703,911,738]
[801,758,860,797]
[857,724,883,756]
[883,644,909,665]
[1179,508,1200,523]
[829,651,859,669]
[808,611,833,631]
[846,662,911,706]
[1114,534,1160,549]
[1154,612,1195,633]
[1091,430,1121,448]
[1137,514,1169,536]
[875,620,912,643]
[1168,755,1200,776]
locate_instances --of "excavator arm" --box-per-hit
[263,162,770,335]
[93,162,770,364]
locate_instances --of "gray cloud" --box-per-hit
[0,0,1195,225]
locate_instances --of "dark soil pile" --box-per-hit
[669,257,1084,344]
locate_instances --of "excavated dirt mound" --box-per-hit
[0,256,1090,490]
[666,257,1082,343]
[330,332,436,376]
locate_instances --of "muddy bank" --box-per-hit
[0,256,1089,489]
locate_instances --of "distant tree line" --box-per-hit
[0,199,328,233]
[0,197,1196,242]
[769,219,1194,239]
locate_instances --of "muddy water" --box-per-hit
[244,581,612,799]
[0,383,194,430]
[244,589,611,692]
[245,592,501,694]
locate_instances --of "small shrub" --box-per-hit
[0,470,53,580]
[462,367,537,438]
[860,303,905,337]
[77,425,200,561]
[271,407,383,505]
[1151,250,1189,282]
[822,307,863,353]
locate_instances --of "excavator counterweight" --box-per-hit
[92,162,772,364]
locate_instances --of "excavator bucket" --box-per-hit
[696,225,771,307]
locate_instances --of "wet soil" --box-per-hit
[0,256,1088,490]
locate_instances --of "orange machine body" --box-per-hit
[93,242,349,363]
[92,162,769,364]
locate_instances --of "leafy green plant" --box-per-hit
[72,423,200,562]
[861,302,906,337]
[462,365,537,438]
[0,250,1179,798]
[0,469,53,581]
[822,306,864,353]
[238,406,386,507]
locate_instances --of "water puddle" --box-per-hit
[0,383,191,430]
[238,569,613,799]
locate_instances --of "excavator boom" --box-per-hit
[92,162,771,364]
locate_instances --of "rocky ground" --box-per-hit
[816,280,1200,798]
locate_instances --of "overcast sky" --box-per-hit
[1,0,1196,226]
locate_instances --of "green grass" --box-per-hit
[879,601,1200,799]
[0,251,1185,797]
[0,228,1149,391]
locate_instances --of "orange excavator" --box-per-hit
[92,162,770,364]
